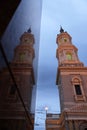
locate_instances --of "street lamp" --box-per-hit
[45,106,48,130]
[45,106,48,117]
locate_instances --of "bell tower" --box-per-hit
[0,29,35,130]
[56,27,87,130]
[12,28,35,65]
[56,27,83,67]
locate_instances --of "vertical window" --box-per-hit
[75,85,82,95]
[19,53,25,61]
[66,53,72,60]
[9,84,16,95]
[64,38,67,42]
[72,77,86,101]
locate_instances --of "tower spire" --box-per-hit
[60,26,64,33]
[27,27,32,33]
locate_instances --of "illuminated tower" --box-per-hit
[56,27,87,130]
[0,29,35,130]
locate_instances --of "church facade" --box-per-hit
[0,30,35,130]
[46,29,87,130]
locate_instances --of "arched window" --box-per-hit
[66,53,72,60]
[73,77,82,95]
[72,77,86,102]
[9,84,16,95]
[7,76,20,100]
[19,53,25,61]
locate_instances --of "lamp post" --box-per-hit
[45,106,48,116]
[45,106,48,130]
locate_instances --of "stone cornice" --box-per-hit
[56,66,87,85]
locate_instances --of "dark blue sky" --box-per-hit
[36,0,87,112]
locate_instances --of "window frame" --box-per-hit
[71,77,86,102]
[7,83,17,100]
[9,84,16,95]
[19,52,26,61]
[66,53,72,60]
[7,76,20,101]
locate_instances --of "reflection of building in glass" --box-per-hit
[0,31,35,130]
[0,1,42,129]
[46,29,87,130]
